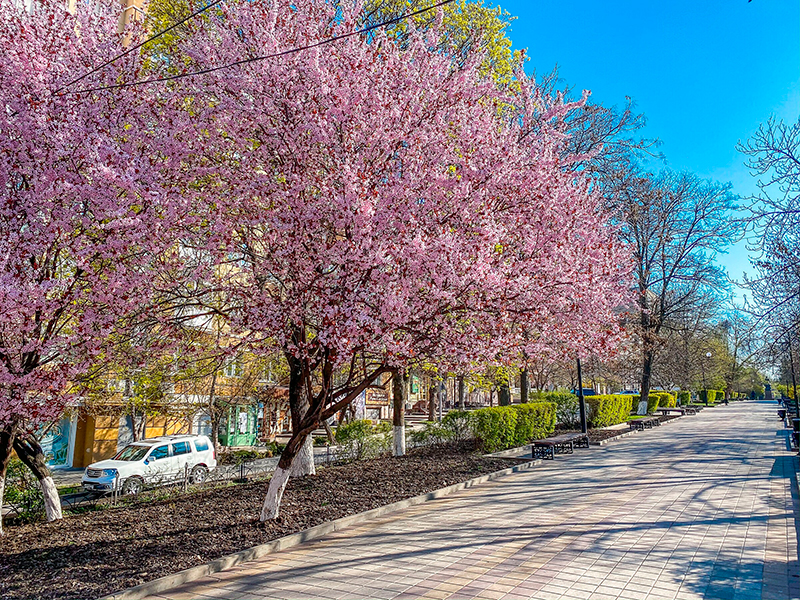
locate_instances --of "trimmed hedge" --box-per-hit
[677,390,691,405]
[699,389,724,404]
[513,402,557,444]
[468,402,556,452]
[586,395,635,427]
[470,407,517,453]
[650,392,676,409]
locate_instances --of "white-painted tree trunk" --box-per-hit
[290,436,315,477]
[41,476,62,522]
[0,475,5,536]
[260,465,291,521]
[393,425,405,457]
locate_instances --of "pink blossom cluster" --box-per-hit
[0,0,631,435]
[0,0,194,429]
[163,0,632,373]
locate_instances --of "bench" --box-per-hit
[655,407,697,416]
[627,417,660,431]
[531,432,590,460]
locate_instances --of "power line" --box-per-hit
[60,0,454,96]
[54,0,226,95]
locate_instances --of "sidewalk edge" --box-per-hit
[101,458,540,600]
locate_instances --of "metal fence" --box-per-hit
[60,444,348,512]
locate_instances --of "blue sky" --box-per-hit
[495,0,799,300]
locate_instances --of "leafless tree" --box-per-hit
[609,168,739,404]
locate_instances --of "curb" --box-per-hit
[483,444,534,458]
[101,458,541,600]
[593,430,637,446]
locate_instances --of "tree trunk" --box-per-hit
[498,381,510,406]
[130,404,139,442]
[392,368,407,457]
[13,432,62,522]
[287,351,314,477]
[322,419,335,445]
[458,376,465,410]
[520,368,529,404]
[260,426,309,520]
[438,380,445,421]
[290,437,315,477]
[640,347,654,415]
[427,380,435,421]
[0,422,19,535]
[207,371,220,451]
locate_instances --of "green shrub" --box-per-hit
[220,448,274,465]
[470,407,518,452]
[511,403,556,444]
[374,421,392,435]
[586,395,634,427]
[650,392,676,409]
[677,390,691,405]
[3,458,44,523]
[698,389,724,404]
[335,419,390,461]
[441,410,473,442]
[530,390,579,426]
[408,420,453,446]
[470,403,556,452]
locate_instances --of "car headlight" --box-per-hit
[102,469,118,477]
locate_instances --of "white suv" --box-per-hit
[81,434,217,495]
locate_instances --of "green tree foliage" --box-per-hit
[365,0,521,87]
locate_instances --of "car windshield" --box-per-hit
[113,444,150,462]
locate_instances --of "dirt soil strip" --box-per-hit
[0,446,528,600]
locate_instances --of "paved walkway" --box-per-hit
[147,401,800,600]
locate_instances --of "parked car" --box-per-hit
[81,434,217,495]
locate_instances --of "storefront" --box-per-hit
[217,404,259,447]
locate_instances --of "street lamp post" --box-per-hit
[702,352,712,405]
[577,357,587,434]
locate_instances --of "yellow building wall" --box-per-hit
[145,415,191,439]
[92,415,120,462]
[72,414,92,469]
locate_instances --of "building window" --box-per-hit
[225,358,243,378]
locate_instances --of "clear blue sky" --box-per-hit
[496,0,799,299]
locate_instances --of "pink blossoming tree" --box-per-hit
[152,0,631,520]
[0,0,191,531]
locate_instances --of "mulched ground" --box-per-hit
[0,445,524,600]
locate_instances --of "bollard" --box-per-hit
[183,463,189,492]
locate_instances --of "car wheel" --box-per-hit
[190,465,209,484]
[121,477,143,495]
